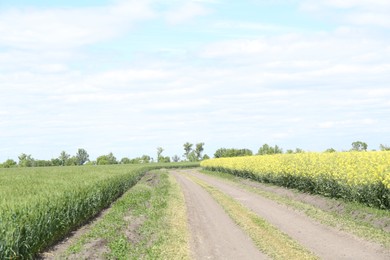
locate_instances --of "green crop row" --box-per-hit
[0,162,198,259]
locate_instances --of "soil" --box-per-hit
[66,239,109,260]
[178,169,390,260]
[171,171,269,260]
[142,171,161,187]
[124,215,147,244]
[38,207,112,260]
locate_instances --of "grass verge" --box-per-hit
[185,173,318,260]
[200,169,390,248]
[64,170,190,259]
[158,173,191,259]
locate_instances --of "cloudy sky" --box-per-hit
[1,0,389,161]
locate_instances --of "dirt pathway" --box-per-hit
[180,169,390,260]
[171,171,268,260]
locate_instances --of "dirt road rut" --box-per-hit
[172,171,268,260]
[172,169,390,260]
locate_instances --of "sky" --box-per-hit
[0,0,389,162]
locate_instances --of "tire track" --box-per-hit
[171,171,268,260]
[182,169,390,260]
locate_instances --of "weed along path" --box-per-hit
[171,171,269,260]
[172,169,390,260]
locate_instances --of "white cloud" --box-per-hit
[322,0,389,9]
[191,28,389,151]
[164,2,211,24]
[345,12,390,28]
[0,1,156,50]
[300,0,390,28]
[200,39,269,57]
[212,21,290,32]
[84,69,173,87]
[199,32,390,74]
[318,119,377,129]
[301,0,390,11]
[1,1,390,161]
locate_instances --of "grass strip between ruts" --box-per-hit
[184,173,318,260]
[158,173,191,259]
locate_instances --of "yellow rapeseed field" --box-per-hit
[201,151,390,209]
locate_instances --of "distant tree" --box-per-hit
[380,144,390,151]
[324,148,336,153]
[214,148,227,158]
[195,142,205,160]
[159,156,171,163]
[106,152,117,164]
[351,141,368,151]
[58,151,70,166]
[2,159,17,168]
[257,144,283,155]
[128,158,136,164]
[214,148,253,158]
[76,148,89,165]
[97,152,117,165]
[157,147,164,162]
[171,155,181,162]
[274,145,283,154]
[66,156,78,166]
[203,154,210,160]
[183,142,193,160]
[120,157,131,164]
[285,148,305,154]
[239,149,253,156]
[131,158,140,164]
[257,144,270,155]
[140,155,151,163]
[51,158,62,166]
[18,153,34,167]
[188,151,198,162]
[35,160,52,167]
[129,155,151,164]
[96,156,108,165]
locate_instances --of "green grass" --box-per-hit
[0,163,198,259]
[200,169,390,248]
[186,173,317,260]
[65,170,190,259]
[159,173,191,259]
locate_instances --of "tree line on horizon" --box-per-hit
[1,141,389,168]
[0,142,209,168]
[214,141,390,158]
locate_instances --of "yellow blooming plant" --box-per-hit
[201,151,390,209]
